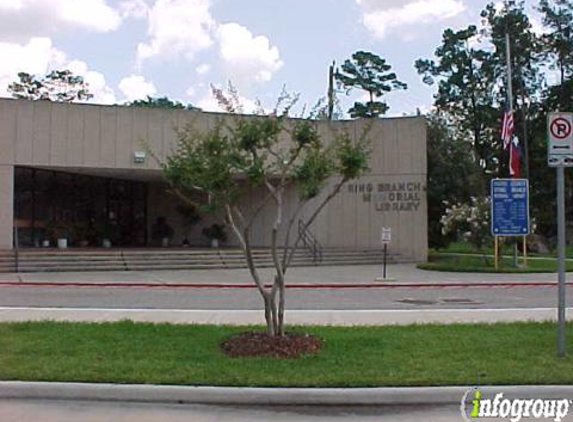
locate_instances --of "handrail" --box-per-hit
[13,225,19,273]
[298,220,323,264]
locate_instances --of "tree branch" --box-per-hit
[284,177,348,270]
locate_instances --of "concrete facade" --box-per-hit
[0,98,427,261]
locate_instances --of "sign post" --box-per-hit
[381,228,392,280]
[491,179,530,268]
[548,112,573,358]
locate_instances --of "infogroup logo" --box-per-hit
[461,388,572,422]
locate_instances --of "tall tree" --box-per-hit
[426,112,485,248]
[537,0,573,106]
[8,70,93,102]
[416,26,499,174]
[336,51,407,118]
[481,0,544,179]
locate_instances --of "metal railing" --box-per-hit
[298,220,323,264]
[13,226,19,273]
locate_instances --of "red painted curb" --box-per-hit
[0,281,570,289]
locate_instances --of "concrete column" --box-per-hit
[0,165,14,249]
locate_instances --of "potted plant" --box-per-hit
[70,222,92,247]
[97,220,119,248]
[177,204,201,247]
[45,220,69,249]
[151,217,174,247]
[202,224,227,248]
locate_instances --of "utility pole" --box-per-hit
[328,61,335,121]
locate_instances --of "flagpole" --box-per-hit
[505,33,513,114]
[505,32,520,267]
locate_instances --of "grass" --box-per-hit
[418,253,573,273]
[432,241,573,258]
[1,321,573,387]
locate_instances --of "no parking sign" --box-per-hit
[548,112,573,166]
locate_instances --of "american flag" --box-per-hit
[501,107,514,150]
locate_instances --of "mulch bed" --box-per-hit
[221,331,323,359]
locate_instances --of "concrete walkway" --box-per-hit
[0,264,564,287]
[0,306,571,325]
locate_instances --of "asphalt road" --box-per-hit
[0,284,571,310]
[0,400,492,422]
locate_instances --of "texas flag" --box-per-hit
[501,106,520,178]
[509,136,521,178]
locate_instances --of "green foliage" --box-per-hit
[202,224,227,242]
[426,113,485,249]
[129,96,199,110]
[334,131,370,180]
[8,70,93,102]
[162,115,370,213]
[336,51,407,118]
[293,146,333,200]
[416,25,499,174]
[481,1,543,104]
[440,196,492,251]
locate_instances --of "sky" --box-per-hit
[0,0,546,117]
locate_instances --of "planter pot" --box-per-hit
[162,237,170,247]
[42,240,50,248]
[102,239,112,248]
[211,239,219,248]
[57,238,68,249]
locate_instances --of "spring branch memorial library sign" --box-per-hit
[490,178,530,236]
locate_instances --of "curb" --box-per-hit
[0,281,571,289]
[1,382,573,406]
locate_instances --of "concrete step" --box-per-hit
[1,248,400,273]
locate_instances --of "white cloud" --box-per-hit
[67,60,116,104]
[0,37,65,96]
[0,0,121,40]
[357,0,466,39]
[0,37,116,105]
[119,0,148,19]
[137,0,214,63]
[217,22,283,87]
[196,63,211,75]
[186,86,196,97]
[118,74,156,101]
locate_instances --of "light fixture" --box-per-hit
[134,151,146,164]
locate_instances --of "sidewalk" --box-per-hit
[0,264,565,288]
[0,307,571,325]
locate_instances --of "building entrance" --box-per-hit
[14,167,148,248]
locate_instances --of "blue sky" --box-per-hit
[0,0,545,117]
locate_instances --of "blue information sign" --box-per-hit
[490,179,530,236]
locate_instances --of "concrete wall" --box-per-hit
[0,98,427,261]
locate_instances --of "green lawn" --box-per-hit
[432,241,573,258]
[418,253,573,273]
[1,321,573,387]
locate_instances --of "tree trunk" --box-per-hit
[278,281,286,336]
[263,292,276,336]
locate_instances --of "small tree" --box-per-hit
[336,51,407,118]
[440,196,491,251]
[8,70,93,102]
[160,93,370,336]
